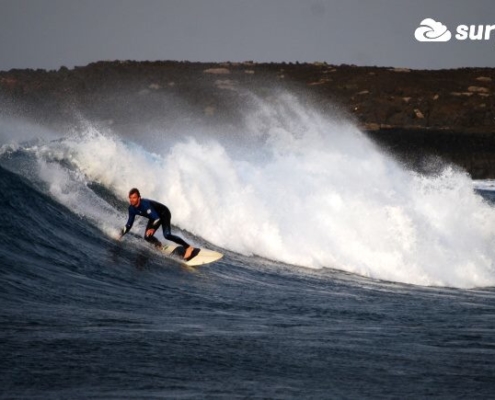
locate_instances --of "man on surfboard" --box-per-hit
[119,188,195,260]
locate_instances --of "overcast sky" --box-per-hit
[1,0,494,71]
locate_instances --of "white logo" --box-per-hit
[415,19,495,42]
[415,18,452,42]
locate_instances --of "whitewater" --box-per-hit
[2,92,495,288]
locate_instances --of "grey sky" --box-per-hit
[0,0,494,71]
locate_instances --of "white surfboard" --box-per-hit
[160,243,223,267]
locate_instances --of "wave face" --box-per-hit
[1,92,495,288]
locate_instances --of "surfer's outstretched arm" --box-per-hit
[119,208,137,239]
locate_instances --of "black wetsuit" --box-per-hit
[122,198,189,248]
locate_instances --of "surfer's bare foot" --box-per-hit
[184,246,194,260]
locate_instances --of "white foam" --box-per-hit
[3,93,495,288]
[473,180,495,191]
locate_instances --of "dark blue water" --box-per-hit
[2,164,495,399]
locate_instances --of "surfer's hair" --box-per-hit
[129,188,141,197]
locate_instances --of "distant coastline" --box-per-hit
[1,61,494,178]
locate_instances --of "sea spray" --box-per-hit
[1,92,495,288]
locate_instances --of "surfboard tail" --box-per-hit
[160,244,223,267]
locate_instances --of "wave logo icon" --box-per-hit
[415,18,452,42]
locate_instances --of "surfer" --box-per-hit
[119,188,195,260]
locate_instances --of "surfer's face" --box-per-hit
[129,193,140,207]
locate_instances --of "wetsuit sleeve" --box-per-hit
[122,207,136,235]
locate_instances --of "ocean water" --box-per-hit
[1,93,495,399]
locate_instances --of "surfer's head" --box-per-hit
[128,188,141,207]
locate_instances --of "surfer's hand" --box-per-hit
[146,229,155,237]
[118,227,127,240]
